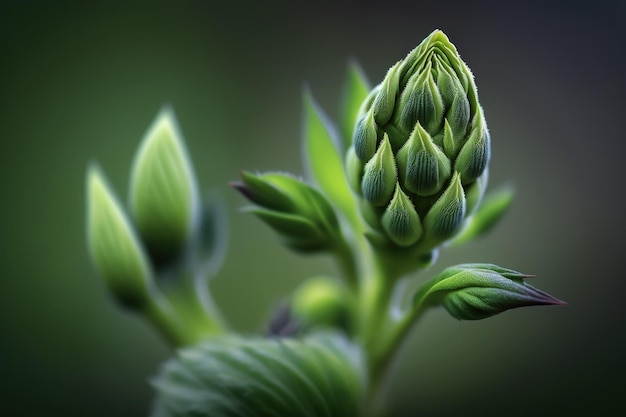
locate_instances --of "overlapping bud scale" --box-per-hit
[349,30,491,251]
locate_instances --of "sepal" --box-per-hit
[233,172,341,253]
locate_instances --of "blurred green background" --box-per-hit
[1,1,624,416]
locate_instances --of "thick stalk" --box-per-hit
[142,292,194,346]
[160,269,227,342]
[333,236,359,290]
[370,279,435,383]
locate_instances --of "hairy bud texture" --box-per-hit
[350,30,491,253]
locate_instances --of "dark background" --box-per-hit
[1,1,624,416]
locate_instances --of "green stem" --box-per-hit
[333,236,359,290]
[161,270,227,342]
[142,292,195,346]
[356,249,405,401]
[370,279,435,384]
[141,267,229,347]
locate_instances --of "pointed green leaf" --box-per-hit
[236,172,340,235]
[340,61,371,150]
[233,171,295,212]
[129,106,199,265]
[248,208,323,239]
[453,186,514,245]
[151,332,365,417]
[86,164,153,309]
[302,92,361,230]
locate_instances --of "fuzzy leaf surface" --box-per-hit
[151,332,365,417]
[414,264,564,320]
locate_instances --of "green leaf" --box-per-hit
[151,332,365,417]
[86,164,153,309]
[246,208,328,252]
[452,186,514,245]
[302,91,362,231]
[234,172,343,253]
[129,106,200,266]
[414,264,565,320]
[340,61,371,150]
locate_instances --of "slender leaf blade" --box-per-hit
[452,186,514,245]
[302,91,361,230]
[340,61,371,150]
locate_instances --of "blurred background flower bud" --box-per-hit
[291,276,353,333]
[129,107,200,267]
[86,165,153,309]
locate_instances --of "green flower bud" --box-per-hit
[396,62,444,136]
[129,107,199,266]
[434,56,464,107]
[447,93,471,141]
[361,135,397,207]
[372,62,401,125]
[347,30,492,256]
[382,185,422,247]
[345,146,365,194]
[455,113,490,185]
[396,122,451,196]
[86,165,153,309]
[292,276,352,332]
[353,110,379,161]
[423,172,466,241]
[416,264,565,320]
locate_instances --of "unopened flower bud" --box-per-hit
[455,114,490,185]
[382,185,423,247]
[345,146,364,194]
[353,110,379,161]
[129,107,199,265]
[292,276,352,332]
[347,30,493,256]
[423,172,466,241]
[372,62,401,125]
[361,135,397,207]
[417,264,565,320]
[87,165,153,309]
[396,62,444,136]
[396,122,451,196]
